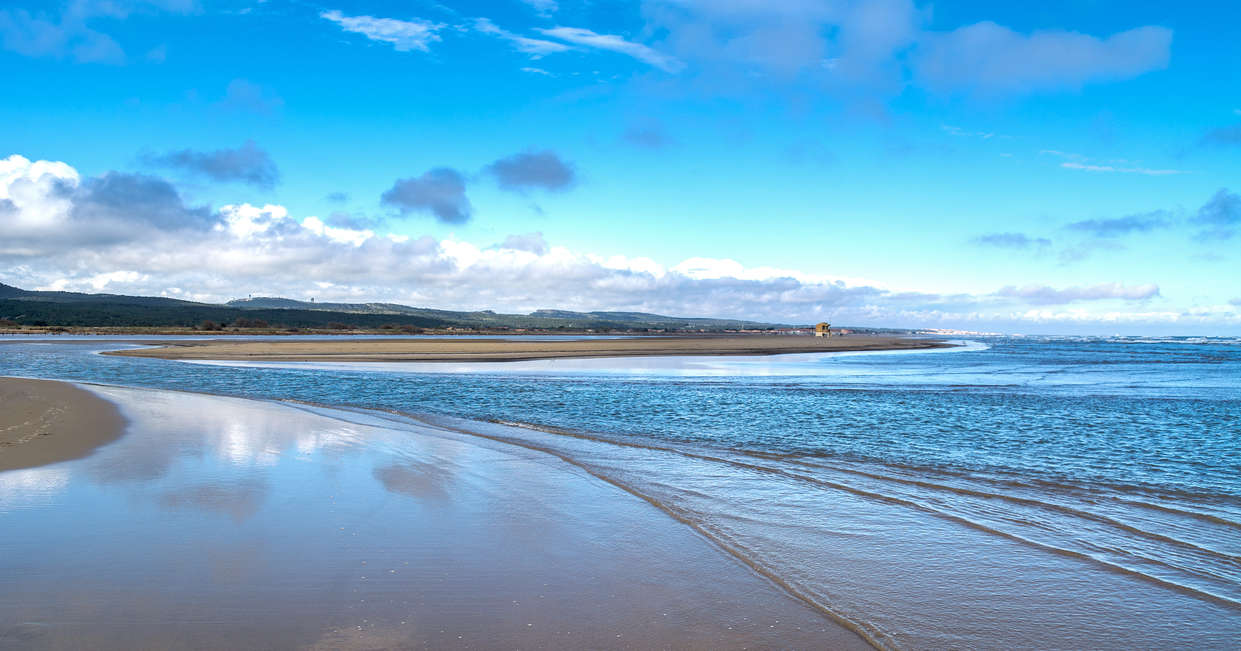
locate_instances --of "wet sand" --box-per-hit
[0,377,126,472]
[107,334,949,363]
[0,384,870,649]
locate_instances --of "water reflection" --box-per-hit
[158,478,269,523]
[0,383,860,650]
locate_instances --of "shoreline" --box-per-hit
[104,334,951,363]
[2,380,870,649]
[0,376,127,472]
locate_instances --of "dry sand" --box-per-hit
[0,377,126,472]
[107,334,950,363]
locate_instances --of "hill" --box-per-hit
[225,296,783,331]
[0,283,786,332]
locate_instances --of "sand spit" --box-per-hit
[0,377,126,472]
[106,334,950,363]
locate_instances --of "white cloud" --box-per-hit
[538,26,684,72]
[997,283,1161,304]
[0,154,79,230]
[44,270,146,292]
[474,18,570,58]
[301,215,374,246]
[1039,150,1187,176]
[320,10,442,53]
[1059,161,1187,176]
[2,154,1236,333]
[521,0,558,16]
[941,125,995,139]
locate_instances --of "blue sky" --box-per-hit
[1,0,1239,333]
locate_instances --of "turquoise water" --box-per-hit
[2,336,1239,648]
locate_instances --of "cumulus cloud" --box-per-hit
[972,232,1051,249]
[485,150,576,192]
[140,141,279,188]
[0,154,215,255]
[498,232,548,255]
[381,168,472,223]
[1193,189,1241,240]
[914,24,1171,93]
[997,283,1160,305]
[1066,211,1172,238]
[71,172,216,231]
[320,9,442,53]
[5,154,1234,332]
[539,26,684,72]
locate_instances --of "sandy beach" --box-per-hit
[0,377,126,472]
[0,383,869,649]
[106,334,949,363]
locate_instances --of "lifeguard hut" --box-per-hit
[815,322,831,337]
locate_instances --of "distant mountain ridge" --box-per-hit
[0,282,204,307]
[0,283,788,331]
[225,296,782,330]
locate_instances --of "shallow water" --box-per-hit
[0,385,863,650]
[1,335,1239,648]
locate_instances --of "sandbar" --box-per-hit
[106,334,950,363]
[0,377,126,472]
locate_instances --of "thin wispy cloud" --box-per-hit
[537,27,683,72]
[1040,149,1187,176]
[1066,212,1172,238]
[623,123,674,149]
[473,18,570,58]
[320,10,442,53]
[521,0,558,17]
[1060,161,1187,175]
[1199,124,1241,147]
[213,79,283,115]
[0,1,197,65]
[972,233,1051,249]
[942,125,997,139]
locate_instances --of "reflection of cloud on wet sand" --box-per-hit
[0,466,70,510]
[373,462,453,501]
[82,387,365,484]
[158,478,268,522]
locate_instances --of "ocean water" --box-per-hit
[1,335,1239,648]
